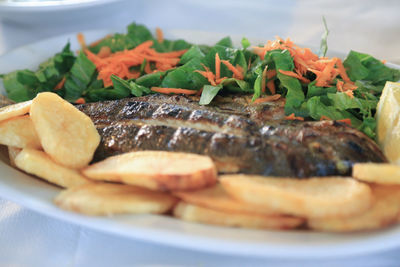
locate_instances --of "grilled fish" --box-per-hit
[77,94,386,177]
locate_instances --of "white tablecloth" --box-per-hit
[1,1,400,266]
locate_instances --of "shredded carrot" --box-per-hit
[221,60,244,80]
[156,27,164,43]
[151,87,198,95]
[382,59,387,64]
[335,59,353,84]
[278,69,310,83]
[315,58,337,87]
[285,113,304,121]
[77,33,86,50]
[196,87,204,96]
[319,115,332,121]
[84,39,187,87]
[266,69,277,79]
[75,97,86,104]
[336,80,344,92]
[337,118,352,125]
[144,61,152,74]
[215,53,221,80]
[345,90,354,98]
[132,40,154,53]
[266,80,276,95]
[97,46,111,58]
[196,64,217,86]
[253,94,281,104]
[343,82,358,91]
[320,115,351,126]
[54,77,66,90]
[126,71,141,79]
[253,36,357,95]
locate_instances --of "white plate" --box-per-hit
[1,29,400,259]
[0,0,130,25]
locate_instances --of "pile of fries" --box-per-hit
[1,91,400,232]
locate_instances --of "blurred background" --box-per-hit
[0,0,399,62]
[0,1,399,266]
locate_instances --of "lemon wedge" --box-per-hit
[376,81,400,164]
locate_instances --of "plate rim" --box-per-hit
[1,29,400,259]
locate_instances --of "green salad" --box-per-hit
[1,22,399,139]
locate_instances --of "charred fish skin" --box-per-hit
[77,94,386,177]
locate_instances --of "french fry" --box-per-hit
[82,151,217,191]
[173,202,304,230]
[173,183,278,215]
[30,92,100,169]
[7,146,21,167]
[0,116,41,149]
[308,184,400,232]
[14,148,92,188]
[220,175,372,218]
[55,183,178,216]
[0,100,31,122]
[353,163,400,184]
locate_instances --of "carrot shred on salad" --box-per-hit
[84,38,187,87]
[77,33,86,50]
[253,36,357,95]
[195,53,245,87]
[338,118,352,125]
[215,53,221,80]
[97,46,111,58]
[156,27,164,43]
[253,94,281,104]
[151,87,198,95]
[320,115,352,126]
[75,97,86,104]
[285,113,304,121]
[53,77,66,90]
[221,60,244,80]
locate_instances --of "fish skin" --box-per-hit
[77,94,386,177]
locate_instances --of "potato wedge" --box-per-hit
[15,148,92,188]
[0,116,41,149]
[173,202,304,230]
[30,92,100,169]
[309,184,400,232]
[82,151,217,191]
[7,146,22,167]
[220,175,372,218]
[173,183,277,215]
[0,100,31,122]
[55,183,178,216]
[353,163,400,184]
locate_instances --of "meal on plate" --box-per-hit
[1,22,400,232]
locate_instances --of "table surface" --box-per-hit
[0,1,400,266]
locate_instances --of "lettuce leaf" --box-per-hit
[344,50,400,84]
[64,51,96,102]
[2,43,75,102]
[199,85,223,105]
[161,58,207,90]
[265,50,305,111]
